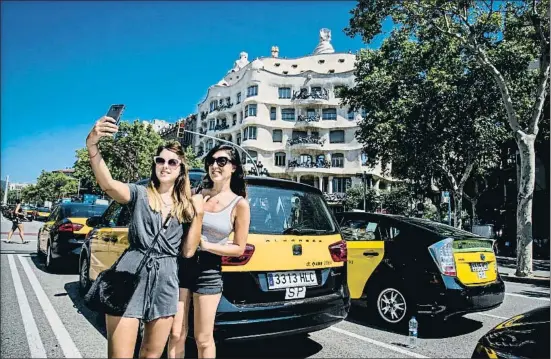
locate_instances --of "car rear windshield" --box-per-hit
[37,207,50,212]
[61,205,107,219]
[247,185,337,235]
[189,172,204,188]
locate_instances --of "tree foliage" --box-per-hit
[343,0,549,276]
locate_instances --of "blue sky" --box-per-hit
[1,1,389,183]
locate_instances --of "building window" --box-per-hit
[232,113,237,125]
[209,101,217,112]
[243,126,257,140]
[275,152,286,166]
[236,92,241,104]
[332,177,351,193]
[239,111,243,123]
[361,108,367,118]
[331,153,344,168]
[322,108,337,120]
[311,131,319,138]
[329,130,345,143]
[236,133,241,145]
[306,108,316,118]
[292,130,307,139]
[244,150,258,164]
[278,87,291,99]
[245,104,257,117]
[299,154,312,165]
[281,108,295,121]
[272,129,282,142]
[361,153,369,166]
[206,139,214,151]
[209,119,215,130]
[270,107,276,120]
[247,85,258,97]
[347,109,355,120]
[311,86,322,94]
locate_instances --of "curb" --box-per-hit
[499,272,550,287]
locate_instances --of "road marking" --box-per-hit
[505,292,550,302]
[475,313,508,320]
[7,255,48,358]
[329,326,429,358]
[18,255,82,358]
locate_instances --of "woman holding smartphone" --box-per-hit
[86,116,205,359]
[169,144,251,359]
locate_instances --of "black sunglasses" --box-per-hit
[206,156,233,167]
[154,156,182,168]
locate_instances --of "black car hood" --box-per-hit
[480,306,549,358]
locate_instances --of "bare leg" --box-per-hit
[6,230,14,242]
[105,314,140,359]
[193,293,222,359]
[17,224,25,242]
[168,288,192,358]
[139,316,174,358]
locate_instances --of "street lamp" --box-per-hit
[179,128,260,175]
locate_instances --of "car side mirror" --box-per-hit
[86,216,102,228]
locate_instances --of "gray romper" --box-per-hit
[115,183,189,322]
[178,195,242,294]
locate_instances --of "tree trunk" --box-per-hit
[471,197,477,226]
[453,190,463,228]
[515,134,536,277]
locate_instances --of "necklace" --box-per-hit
[160,196,173,208]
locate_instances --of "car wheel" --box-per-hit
[375,287,410,325]
[79,255,91,296]
[45,242,56,272]
[36,233,41,255]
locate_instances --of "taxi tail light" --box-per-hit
[329,240,347,262]
[221,244,255,266]
[428,238,456,276]
[59,222,84,232]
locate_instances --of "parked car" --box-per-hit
[472,305,550,359]
[20,205,36,221]
[37,202,108,271]
[79,177,350,341]
[33,207,51,221]
[335,212,505,326]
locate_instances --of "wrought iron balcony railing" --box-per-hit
[323,192,346,202]
[287,136,326,146]
[297,114,321,123]
[201,112,208,120]
[287,159,331,169]
[214,124,230,131]
[291,88,329,101]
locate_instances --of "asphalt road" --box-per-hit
[1,218,549,358]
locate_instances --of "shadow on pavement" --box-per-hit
[211,334,322,358]
[64,281,107,338]
[29,253,79,275]
[346,306,483,339]
[497,257,550,272]
[518,290,550,299]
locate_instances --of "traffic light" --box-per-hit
[177,121,185,138]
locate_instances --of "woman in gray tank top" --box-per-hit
[169,144,251,359]
[85,116,206,358]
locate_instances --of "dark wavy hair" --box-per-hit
[203,144,247,198]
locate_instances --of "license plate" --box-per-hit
[477,271,487,279]
[470,262,489,272]
[285,287,306,300]
[267,271,318,289]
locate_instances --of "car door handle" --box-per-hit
[102,236,111,242]
[109,236,118,243]
[363,251,379,257]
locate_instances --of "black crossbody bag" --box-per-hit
[84,213,172,316]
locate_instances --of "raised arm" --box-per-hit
[86,116,131,204]
[201,198,250,257]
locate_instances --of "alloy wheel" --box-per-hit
[79,258,89,293]
[377,288,407,324]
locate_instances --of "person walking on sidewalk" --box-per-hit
[4,199,28,244]
[169,144,251,359]
[85,115,205,359]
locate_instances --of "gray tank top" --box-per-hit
[201,195,243,245]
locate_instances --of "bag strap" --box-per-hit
[134,213,173,274]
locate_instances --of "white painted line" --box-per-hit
[18,254,82,358]
[475,313,508,320]
[329,326,429,358]
[506,292,550,302]
[7,255,47,358]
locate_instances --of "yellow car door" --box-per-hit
[40,207,59,252]
[339,216,385,300]
[109,205,131,266]
[89,204,120,279]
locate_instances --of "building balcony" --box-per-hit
[288,159,331,169]
[291,88,329,103]
[199,128,207,135]
[213,124,230,132]
[295,114,321,128]
[287,136,326,148]
[201,112,208,120]
[323,192,347,203]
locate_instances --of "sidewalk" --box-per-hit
[497,256,550,286]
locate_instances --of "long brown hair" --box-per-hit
[147,141,195,223]
[202,144,247,198]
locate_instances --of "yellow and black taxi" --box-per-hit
[79,176,350,340]
[335,212,505,326]
[33,207,51,221]
[37,202,108,271]
[472,305,549,359]
[20,205,36,221]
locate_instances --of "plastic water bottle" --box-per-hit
[407,316,418,348]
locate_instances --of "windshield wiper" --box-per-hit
[282,227,328,235]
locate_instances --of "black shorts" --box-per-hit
[178,252,223,295]
[11,220,21,231]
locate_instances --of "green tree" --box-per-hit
[74,120,164,193]
[21,184,41,204]
[184,145,203,169]
[344,0,549,276]
[344,185,379,211]
[34,171,78,201]
[380,185,414,215]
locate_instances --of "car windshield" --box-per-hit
[189,172,205,188]
[37,207,50,212]
[247,185,337,235]
[61,205,108,219]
